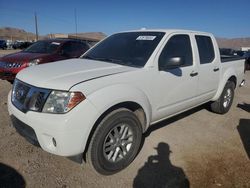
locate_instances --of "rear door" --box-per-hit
[195,35,220,101]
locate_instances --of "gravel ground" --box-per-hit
[0,68,249,187]
[0,49,20,57]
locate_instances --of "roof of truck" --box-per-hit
[119,29,212,35]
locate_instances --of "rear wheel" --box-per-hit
[210,81,235,114]
[87,108,142,175]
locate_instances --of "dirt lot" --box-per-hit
[0,63,249,187]
[0,49,20,57]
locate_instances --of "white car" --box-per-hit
[8,29,245,174]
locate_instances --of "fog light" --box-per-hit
[52,138,57,147]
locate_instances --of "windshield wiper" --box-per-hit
[83,56,121,63]
[83,56,141,68]
[83,56,120,63]
[82,55,96,60]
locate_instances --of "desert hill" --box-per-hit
[0,27,249,49]
[0,27,106,42]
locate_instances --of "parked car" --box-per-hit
[6,40,13,49]
[12,41,24,49]
[219,48,238,59]
[235,50,246,57]
[0,38,90,82]
[19,41,33,49]
[0,39,7,49]
[235,50,250,71]
[243,51,250,70]
[8,29,245,175]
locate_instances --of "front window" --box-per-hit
[24,41,61,54]
[159,34,193,69]
[82,32,165,67]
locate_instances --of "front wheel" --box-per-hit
[87,108,142,175]
[210,81,235,114]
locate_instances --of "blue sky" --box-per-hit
[0,0,249,38]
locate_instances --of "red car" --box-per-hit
[0,38,90,83]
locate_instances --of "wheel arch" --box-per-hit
[95,101,147,132]
[82,84,152,159]
[83,101,147,160]
[212,69,237,101]
[228,75,237,88]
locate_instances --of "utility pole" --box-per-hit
[35,12,39,41]
[74,8,78,38]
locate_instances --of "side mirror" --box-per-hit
[159,56,185,70]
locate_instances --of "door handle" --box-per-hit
[213,68,220,72]
[190,72,198,77]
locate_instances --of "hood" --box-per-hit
[0,51,50,63]
[17,58,137,90]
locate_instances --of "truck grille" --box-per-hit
[12,79,51,113]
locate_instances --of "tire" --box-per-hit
[210,81,235,114]
[87,108,142,175]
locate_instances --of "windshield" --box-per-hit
[24,41,61,53]
[82,32,165,67]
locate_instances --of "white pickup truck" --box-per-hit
[8,29,245,174]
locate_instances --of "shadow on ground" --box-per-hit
[133,142,189,188]
[133,105,206,187]
[237,103,250,113]
[144,105,206,137]
[237,118,250,159]
[0,163,25,188]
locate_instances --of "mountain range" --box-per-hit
[0,27,106,42]
[0,27,250,50]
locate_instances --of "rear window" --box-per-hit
[195,35,215,64]
[24,41,61,54]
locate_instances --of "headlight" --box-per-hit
[27,59,40,67]
[42,91,85,113]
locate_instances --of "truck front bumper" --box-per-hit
[10,115,40,147]
[8,92,99,157]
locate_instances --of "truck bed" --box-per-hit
[221,55,245,63]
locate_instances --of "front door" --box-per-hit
[154,34,199,121]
